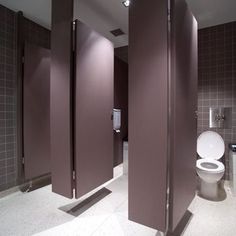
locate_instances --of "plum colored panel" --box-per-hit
[50,0,74,198]
[128,0,168,231]
[23,43,50,180]
[169,0,198,231]
[74,21,114,198]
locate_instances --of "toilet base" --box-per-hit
[199,180,219,200]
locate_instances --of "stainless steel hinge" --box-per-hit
[22,157,25,165]
[72,170,76,180]
[22,56,25,64]
[168,9,171,22]
[72,21,76,52]
[72,21,76,31]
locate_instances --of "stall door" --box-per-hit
[23,43,50,180]
[129,0,168,231]
[170,0,198,231]
[74,21,114,198]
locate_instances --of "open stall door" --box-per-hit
[129,0,168,231]
[51,1,113,198]
[169,1,198,231]
[74,21,114,198]
[23,43,50,180]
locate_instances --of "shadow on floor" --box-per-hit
[59,187,112,217]
[168,210,193,236]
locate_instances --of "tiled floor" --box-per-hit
[0,168,236,236]
[183,183,236,236]
[0,170,159,236]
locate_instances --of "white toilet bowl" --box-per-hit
[196,131,225,199]
[196,159,225,183]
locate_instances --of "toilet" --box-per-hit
[196,131,225,199]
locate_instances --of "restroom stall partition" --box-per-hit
[16,11,51,183]
[169,0,198,231]
[23,43,51,180]
[51,0,114,199]
[129,0,197,233]
[74,20,114,198]
[129,0,168,231]
[51,0,74,198]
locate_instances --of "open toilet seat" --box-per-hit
[196,131,225,198]
[196,159,225,173]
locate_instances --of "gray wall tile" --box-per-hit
[0,4,17,188]
[0,4,51,192]
[198,22,236,180]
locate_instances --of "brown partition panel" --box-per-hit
[74,21,114,198]
[50,0,74,198]
[169,0,198,231]
[23,43,50,180]
[129,0,168,231]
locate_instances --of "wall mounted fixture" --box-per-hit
[113,109,121,133]
[122,0,130,7]
[209,107,232,129]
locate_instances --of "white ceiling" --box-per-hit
[0,0,51,30]
[0,0,236,47]
[74,0,128,48]
[187,0,236,29]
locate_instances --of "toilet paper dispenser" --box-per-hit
[209,107,232,129]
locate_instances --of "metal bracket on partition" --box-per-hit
[72,170,76,180]
[72,21,76,52]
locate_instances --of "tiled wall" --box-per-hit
[0,5,17,191]
[22,17,50,49]
[0,4,51,192]
[198,22,236,179]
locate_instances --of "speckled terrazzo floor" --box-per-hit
[182,183,236,236]
[0,170,236,236]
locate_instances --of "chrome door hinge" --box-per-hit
[168,9,171,22]
[72,21,76,31]
[72,170,76,180]
[72,21,76,52]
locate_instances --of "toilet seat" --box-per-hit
[197,131,225,160]
[196,131,225,198]
[196,159,225,173]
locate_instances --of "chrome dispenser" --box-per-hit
[113,109,121,133]
[209,107,232,129]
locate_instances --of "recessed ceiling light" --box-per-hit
[122,0,130,7]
